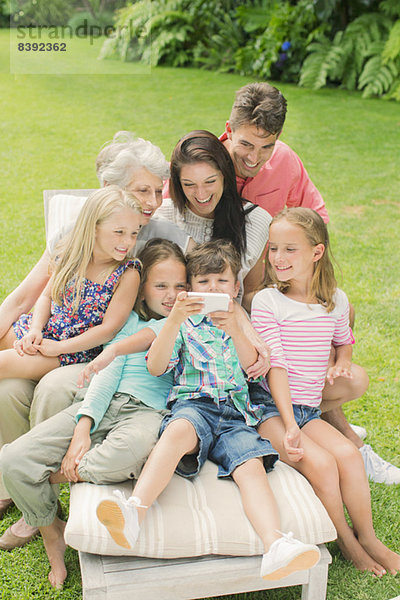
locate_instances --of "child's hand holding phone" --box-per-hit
[187,292,230,314]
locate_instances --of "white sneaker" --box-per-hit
[260,532,321,581]
[350,423,367,440]
[96,490,145,549]
[360,444,400,485]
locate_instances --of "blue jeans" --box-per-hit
[248,382,321,429]
[160,396,279,478]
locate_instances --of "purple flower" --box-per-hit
[281,41,291,51]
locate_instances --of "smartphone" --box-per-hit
[187,292,230,314]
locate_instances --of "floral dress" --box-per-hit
[13,259,141,366]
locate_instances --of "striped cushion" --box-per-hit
[65,460,336,557]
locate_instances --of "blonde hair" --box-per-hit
[51,186,142,313]
[264,208,337,312]
[134,238,186,320]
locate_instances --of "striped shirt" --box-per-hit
[251,287,354,408]
[163,313,262,426]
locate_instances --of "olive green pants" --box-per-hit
[0,393,167,527]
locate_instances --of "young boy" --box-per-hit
[97,240,321,581]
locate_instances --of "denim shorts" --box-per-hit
[160,396,279,478]
[248,382,321,429]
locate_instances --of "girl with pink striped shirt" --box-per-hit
[250,207,400,578]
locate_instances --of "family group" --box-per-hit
[0,82,399,590]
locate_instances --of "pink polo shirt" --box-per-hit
[219,132,329,223]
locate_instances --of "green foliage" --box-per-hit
[299,32,345,89]
[97,0,400,98]
[99,0,321,80]
[99,0,201,66]
[314,0,381,27]
[67,10,115,32]
[6,1,124,28]
[382,19,400,60]
[235,0,321,81]
[0,0,10,26]
[193,10,246,73]
[9,0,75,26]
[380,0,400,18]
[300,8,400,99]
[98,0,150,62]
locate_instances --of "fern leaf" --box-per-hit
[299,39,344,88]
[385,78,400,100]
[359,55,398,97]
[382,20,400,62]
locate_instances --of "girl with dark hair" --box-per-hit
[157,130,271,305]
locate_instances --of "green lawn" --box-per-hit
[0,28,399,600]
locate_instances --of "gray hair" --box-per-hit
[96,131,170,187]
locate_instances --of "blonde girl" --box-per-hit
[250,207,400,577]
[0,238,188,589]
[0,186,142,381]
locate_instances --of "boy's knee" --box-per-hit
[164,418,198,450]
[233,457,264,479]
[166,418,195,436]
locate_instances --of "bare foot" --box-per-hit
[358,534,400,575]
[337,533,386,577]
[11,516,38,538]
[40,517,67,589]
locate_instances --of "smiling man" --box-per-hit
[221,82,329,223]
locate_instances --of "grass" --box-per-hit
[0,27,399,600]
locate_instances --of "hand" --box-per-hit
[169,291,203,324]
[326,362,353,385]
[284,425,303,462]
[60,430,91,482]
[32,338,64,357]
[13,329,43,356]
[246,340,271,379]
[209,300,237,335]
[78,346,116,387]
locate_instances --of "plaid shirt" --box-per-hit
[163,314,261,426]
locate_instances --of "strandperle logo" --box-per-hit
[15,21,132,46]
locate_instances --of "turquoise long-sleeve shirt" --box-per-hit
[76,311,173,431]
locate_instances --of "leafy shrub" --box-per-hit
[67,10,115,33]
[9,0,75,27]
[299,2,400,98]
[234,0,322,81]
[99,0,320,79]
[100,0,204,66]
[99,0,400,100]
